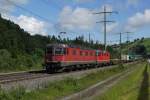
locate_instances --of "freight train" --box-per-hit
[44,44,112,72]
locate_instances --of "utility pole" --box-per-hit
[119,32,122,61]
[94,6,118,51]
[114,32,122,61]
[89,33,91,43]
[126,32,130,43]
[125,32,132,55]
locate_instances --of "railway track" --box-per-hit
[0,66,110,84]
[0,70,50,84]
[0,61,138,85]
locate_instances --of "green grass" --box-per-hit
[122,38,150,53]
[0,63,139,100]
[141,38,150,52]
[95,62,150,100]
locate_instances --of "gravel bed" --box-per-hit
[0,65,118,91]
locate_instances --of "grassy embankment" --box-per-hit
[95,61,149,100]
[0,62,139,100]
[122,38,150,53]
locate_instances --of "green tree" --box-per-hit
[0,49,14,70]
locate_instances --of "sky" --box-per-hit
[0,0,150,45]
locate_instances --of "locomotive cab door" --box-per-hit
[96,50,99,64]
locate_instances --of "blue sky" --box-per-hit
[0,0,150,44]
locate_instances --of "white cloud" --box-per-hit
[107,23,119,33]
[58,6,96,31]
[2,14,49,36]
[0,0,29,14]
[126,9,150,31]
[100,23,119,33]
[101,4,113,12]
[0,0,29,13]
[58,5,117,33]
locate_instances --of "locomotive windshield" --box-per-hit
[46,47,53,54]
[46,46,66,55]
[55,47,66,55]
[55,48,63,54]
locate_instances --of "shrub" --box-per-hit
[0,49,14,70]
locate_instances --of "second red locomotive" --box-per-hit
[45,44,110,72]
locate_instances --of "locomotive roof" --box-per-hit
[46,44,93,49]
[46,44,69,48]
[46,43,107,52]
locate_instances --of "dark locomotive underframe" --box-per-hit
[45,60,111,72]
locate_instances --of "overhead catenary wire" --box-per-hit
[5,0,75,30]
[5,0,56,24]
[3,0,66,37]
[0,8,11,14]
[39,0,81,36]
[41,0,63,10]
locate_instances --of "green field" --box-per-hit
[95,62,150,100]
[0,63,137,100]
[122,38,150,53]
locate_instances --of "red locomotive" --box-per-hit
[45,44,110,72]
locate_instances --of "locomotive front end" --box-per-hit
[45,44,67,72]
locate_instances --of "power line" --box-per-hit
[0,8,56,34]
[42,0,62,10]
[107,40,119,44]
[0,0,83,39]
[125,31,134,55]
[5,0,55,23]
[93,6,118,51]
[115,32,134,56]
[113,32,127,61]
[0,8,11,14]
[4,0,70,34]
[125,32,133,43]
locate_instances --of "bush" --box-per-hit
[32,48,44,65]
[0,49,14,70]
[0,49,40,71]
[15,54,35,69]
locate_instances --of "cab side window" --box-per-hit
[85,52,88,56]
[80,51,83,56]
[72,50,76,55]
[90,52,93,56]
